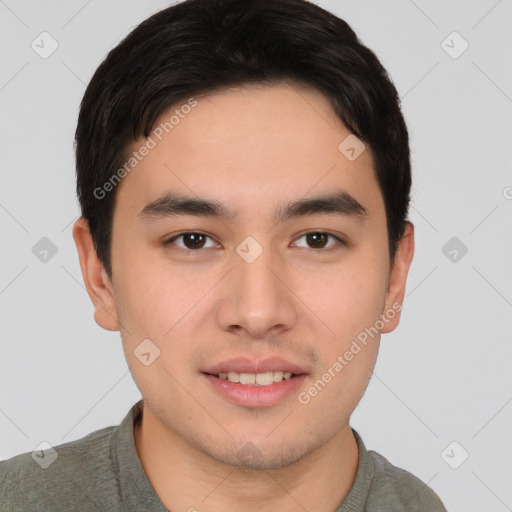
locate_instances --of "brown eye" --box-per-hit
[165,232,217,251]
[293,232,344,251]
[306,233,329,249]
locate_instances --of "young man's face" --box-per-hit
[75,83,414,470]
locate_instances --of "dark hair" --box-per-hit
[75,0,411,278]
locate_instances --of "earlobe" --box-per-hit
[381,221,415,334]
[72,218,120,331]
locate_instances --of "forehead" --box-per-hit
[115,83,382,221]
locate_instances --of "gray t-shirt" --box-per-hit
[0,400,447,511]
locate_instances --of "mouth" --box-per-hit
[201,357,309,407]
[203,370,299,386]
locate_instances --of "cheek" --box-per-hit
[113,253,221,375]
[112,231,187,333]
[298,267,386,416]
[301,257,389,343]
[115,267,198,338]
[115,270,199,392]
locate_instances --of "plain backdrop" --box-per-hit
[0,1,511,510]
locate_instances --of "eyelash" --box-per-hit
[163,231,346,254]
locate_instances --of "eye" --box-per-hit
[163,230,345,253]
[164,232,219,251]
[292,231,345,251]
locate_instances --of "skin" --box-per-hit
[73,82,414,512]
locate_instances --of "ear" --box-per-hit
[72,217,119,331]
[381,221,415,333]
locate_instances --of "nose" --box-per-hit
[215,245,298,340]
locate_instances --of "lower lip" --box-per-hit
[203,373,307,408]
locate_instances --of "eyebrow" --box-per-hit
[138,189,368,224]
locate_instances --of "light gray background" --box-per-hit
[0,0,511,510]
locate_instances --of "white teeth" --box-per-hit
[239,372,256,385]
[273,371,283,382]
[227,371,239,383]
[255,372,274,385]
[216,371,295,386]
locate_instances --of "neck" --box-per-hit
[133,404,359,512]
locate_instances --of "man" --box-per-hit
[0,0,447,510]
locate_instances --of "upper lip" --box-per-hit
[203,357,309,375]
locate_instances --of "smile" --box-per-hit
[212,371,295,386]
[203,372,306,407]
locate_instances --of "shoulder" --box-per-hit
[366,449,447,511]
[0,425,117,512]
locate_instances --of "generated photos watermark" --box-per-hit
[298,301,402,405]
[93,97,198,200]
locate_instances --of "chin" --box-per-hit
[202,435,322,472]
